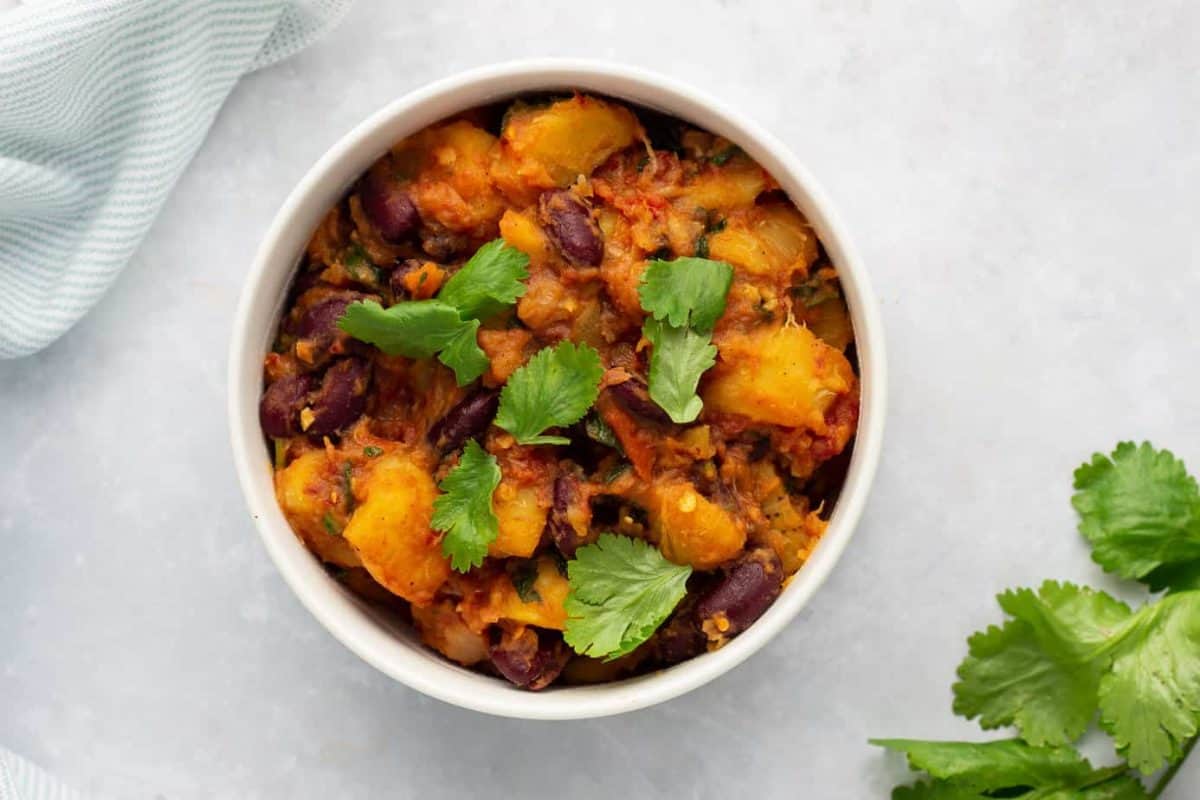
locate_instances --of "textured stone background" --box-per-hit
[2,1,1197,797]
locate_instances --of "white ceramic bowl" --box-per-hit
[228,59,886,720]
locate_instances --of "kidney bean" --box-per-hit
[488,627,570,690]
[420,227,470,261]
[538,190,604,266]
[288,292,364,367]
[361,170,418,242]
[307,357,370,436]
[296,294,353,339]
[427,390,498,451]
[259,374,313,438]
[655,605,707,665]
[288,265,324,299]
[388,259,423,300]
[608,376,671,425]
[695,549,783,640]
[545,475,587,558]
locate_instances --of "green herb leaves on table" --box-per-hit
[494,340,604,446]
[337,238,529,386]
[872,739,1148,799]
[1073,441,1200,592]
[563,533,692,660]
[431,439,502,572]
[637,257,733,423]
[876,442,1200,798]
[954,581,1200,774]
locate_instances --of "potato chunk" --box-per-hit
[275,449,361,568]
[493,96,641,197]
[678,159,768,212]
[641,481,745,570]
[391,120,504,237]
[478,327,532,386]
[705,324,856,430]
[490,483,549,559]
[342,452,450,605]
[458,556,570,631]
[707,205,819,280]
[498,208,553,267]
[412,599,489,666]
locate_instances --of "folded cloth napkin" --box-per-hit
[0,0,351,358]
[0,748,85,800]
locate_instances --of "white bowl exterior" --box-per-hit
[228,59,886,720]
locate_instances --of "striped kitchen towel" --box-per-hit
[0,0,352,359]
[0,749,86,800]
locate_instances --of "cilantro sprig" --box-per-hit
[437,239,530,321]
[1073,442,1200,591]
[495,341,603,446]
[338,239,529,385]
[636,257,733,423]
[876,442,1200,797]
[563,533,692,660]
[431,439,502,572]
[872,739,1147,799]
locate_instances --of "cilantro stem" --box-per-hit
[1149,735,1196,798]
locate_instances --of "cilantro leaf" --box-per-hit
[637,257,733,332]
[1073,442,1200,592]
[564,533,692,660]
[954,580,1200,775]
[1144,561,1200,593]
[495,341,604,445]
[510,560,542,603]
[1098,590,1200,774]
[875,739,1148,800]
[437,318,488,386]
[338,299,468,359]
[431,440,501,572]
[342,243,382,287]
[892,771,1147,800]
[709,145,742,166]
[636,257,732,424]
[872,738,1092,791]
[643,318,716,424]
[954,582,1132,746]
[338,240,531,384]
[437,238,530,321]
[584,412,623,453]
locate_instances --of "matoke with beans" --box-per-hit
[261,94,859,689]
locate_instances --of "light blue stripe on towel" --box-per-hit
[0,748,86,800]
[0,0,351,358]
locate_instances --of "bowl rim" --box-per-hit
[228,57,887,720]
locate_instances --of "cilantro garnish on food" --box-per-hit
[337,239,529,385]
[337,299,487,385]
[510,560,542,603]
[436,238,530,321]
[431,439,501,572]
[876,442,1200,797]
[494,341,604,446]
[642,319,717,426]
[563,533,692,660]
[636,257,733,423]
[337,299,463,358]
[638,256,734,332]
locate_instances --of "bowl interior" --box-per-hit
[228,59,885,719]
